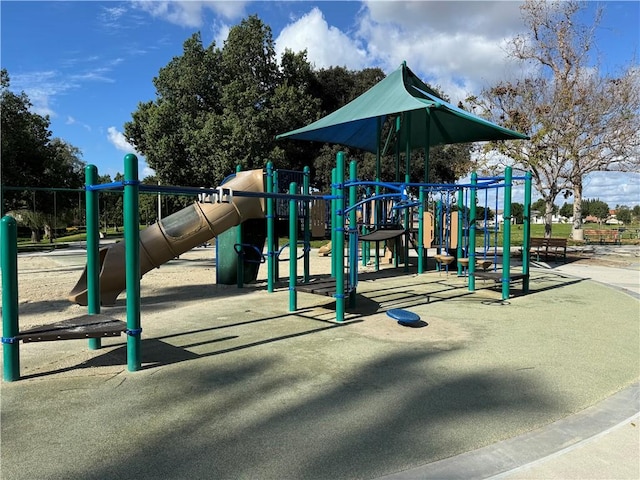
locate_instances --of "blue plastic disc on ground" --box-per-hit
[386,309,420,325]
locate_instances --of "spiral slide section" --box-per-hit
[69,170,265,306]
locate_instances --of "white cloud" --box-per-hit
[583,172,640,208]
[355,0,526,103]
[212,20,231,47]
[107,126,139,155]
[133,1,248,28]
[275,7,368,69]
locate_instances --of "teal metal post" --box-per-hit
[2,216,20,382]
[273,170,280,282]
[468,173,478,291]
[335,153,346,322]
[501,167,513,300]
[235,165,244,288]
[303,166,310,283]
[418,188,425,273]
[349,160,358,308]
[457,188,464,276]
[403,114,411,272]
[266,162,275,292]
[375,117,382,271]
[289,182,298,311]
[85,165,101,350]
[523,172,532,293]
[124,154,141,372]
[331,168,337,278]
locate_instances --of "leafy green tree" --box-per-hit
[615,205,631,225]
[511,202,524,224]
[582,198,609,224]
[125,17,321,188]
[559,202,573,218]
[1,69,85,239]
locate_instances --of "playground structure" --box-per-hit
[2,151,531,381]
[2,62,532,381]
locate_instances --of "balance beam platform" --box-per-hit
[17,314,127,343]
[295,277,351,297]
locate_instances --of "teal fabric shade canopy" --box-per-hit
[276,63,528,153]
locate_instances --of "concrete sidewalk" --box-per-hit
[1,248,639,479]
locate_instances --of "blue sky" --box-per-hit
[2,1,639,208]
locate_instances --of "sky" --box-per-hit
[1,0,639,208]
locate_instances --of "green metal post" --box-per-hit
[273,170,280,282]
[235,165,244,288]
[2,216,20,382]
[418,188,425,273]
[124,154,141,372]
[303,166,310,283]
[335,152,346,322]
[502,167,513,301]
[85,165,102,350]
[349,160,357,308]
[375,117,382,271]
[457,188,464,276]
[289,182,298,311]
[404,113,411,272]
[266,162,275,292]
[523,172,532,293]
[331,168,337,278]
[468,172,477,291]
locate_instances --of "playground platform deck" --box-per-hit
[1,245,639,479]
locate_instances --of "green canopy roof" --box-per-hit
[276,63,528,153]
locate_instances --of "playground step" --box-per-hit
[18,314,126,343]
[294,276,351,297]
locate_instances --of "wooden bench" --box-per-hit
[584,229,620,245]
[528,237,567,263]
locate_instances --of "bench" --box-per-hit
[584,229,620,245]
[528,237,567,263]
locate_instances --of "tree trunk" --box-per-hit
[572,178,583,232]
[30,227,41,243]
[544,199,554,238]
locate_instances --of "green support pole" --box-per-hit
[303,166,310,283]
[289,182,298,311]
[273,170,280,282]
[404,114,411,272]
[468,172,478,291]
[457,188,464,276]
[523,171,532,293]
[331,168,337,278]
[2,216,20,382]
[235,165,244,289]
[349,160,357,308]
[418,188,425,274]
[502,167,513,301]
[124,154,141,372]
[335,152,346,322]
[375,117,382,271]
[85,165,101,350]
[266,162,275,293]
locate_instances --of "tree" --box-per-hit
[559,202,573,218]
[1,69,85,239]
[511,202,524,224]
[615,205,631,225]
[582,198,609,224]
[468,0,640,237]
[125,17,321,188]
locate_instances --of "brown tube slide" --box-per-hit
[69,169,265,306]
